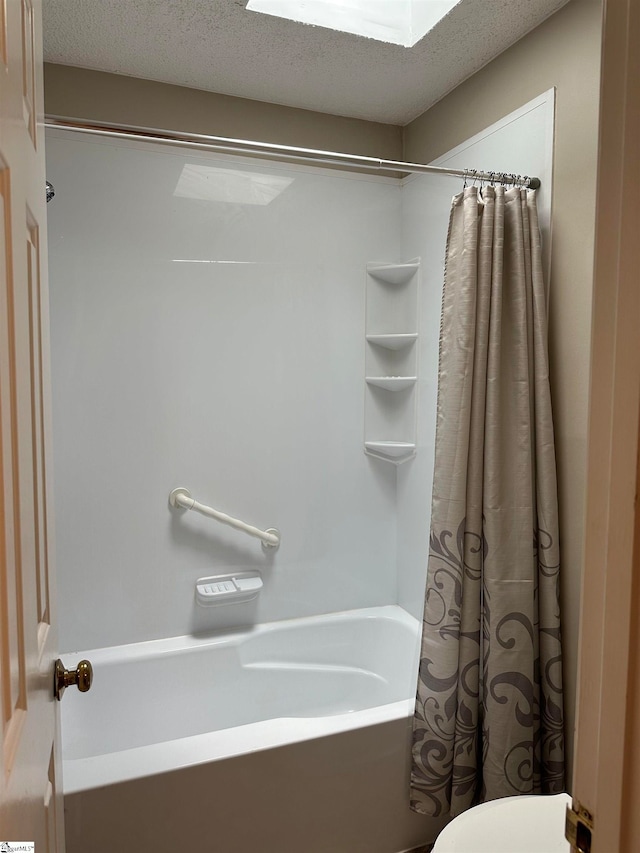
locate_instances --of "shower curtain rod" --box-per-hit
[44,116,541,189]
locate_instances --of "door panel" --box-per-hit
[0,0,62,847]
[21,0,36,147]
[26,215,51,649]
[0,160,28,778]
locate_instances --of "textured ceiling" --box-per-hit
[43,0,571,125]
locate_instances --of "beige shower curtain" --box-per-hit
[410,186,565,818]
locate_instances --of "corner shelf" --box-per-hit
[367,262,420,285]
[366,376,417,391]
[364,260,420,465]
[365,333,418,350]
[365,441,416,463]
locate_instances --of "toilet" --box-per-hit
[432,792,572,852]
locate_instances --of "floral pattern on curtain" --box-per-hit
[410,186,565,818]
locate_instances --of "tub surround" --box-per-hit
[47,94,550,653]
[46,130,403,652]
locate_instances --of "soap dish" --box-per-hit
[195,571,263,606]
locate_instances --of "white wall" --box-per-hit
[397,92,555,617]
[46,131,402,652]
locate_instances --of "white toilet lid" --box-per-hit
[432,793,572,853]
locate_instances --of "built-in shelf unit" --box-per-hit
[364,260,420,464]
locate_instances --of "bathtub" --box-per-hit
[61,605,446,853]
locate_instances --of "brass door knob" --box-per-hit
[54,658,93,701]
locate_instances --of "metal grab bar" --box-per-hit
[169,488,280,551]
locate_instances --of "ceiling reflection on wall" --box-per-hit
[173,163,294,206]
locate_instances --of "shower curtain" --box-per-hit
[410,185,565,818]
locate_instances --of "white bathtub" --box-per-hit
[61,606,446,853]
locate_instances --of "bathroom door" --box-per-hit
[0,0,65,849]
[571,0,640,850]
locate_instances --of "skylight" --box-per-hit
[245,0,461,48]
